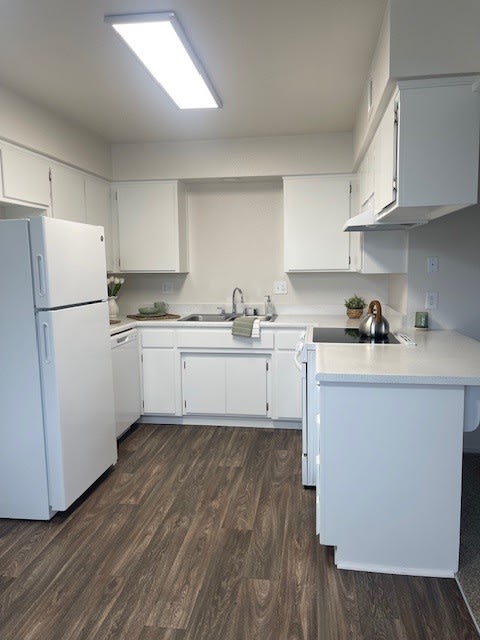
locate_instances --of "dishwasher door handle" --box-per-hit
[111,329,137,347]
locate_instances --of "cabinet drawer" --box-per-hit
[141,329,176,348]
[177,329,274,350]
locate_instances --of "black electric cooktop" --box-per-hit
[312,327,400,344]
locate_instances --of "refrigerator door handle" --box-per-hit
[36,254,46,297]
[42,322,52,363]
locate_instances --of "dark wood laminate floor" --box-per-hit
[0,424,477,640]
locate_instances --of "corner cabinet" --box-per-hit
[362,76,480,224]
[283,175,352,271]
[114,180,189,273]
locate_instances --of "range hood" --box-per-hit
[343,210,427,232]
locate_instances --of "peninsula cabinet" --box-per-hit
[283,175,352,271]
[0,143,50,207]
[114,180,189,273]
[181,354,269,417]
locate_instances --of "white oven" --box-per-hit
[295,325,416,487]
[295,331,318,486]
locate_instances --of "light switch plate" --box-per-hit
[162,282,174,294]
[427,256,439,273]
[425,291,438,309]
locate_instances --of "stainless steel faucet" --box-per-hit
[232,287,244,315]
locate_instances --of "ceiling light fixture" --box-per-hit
[105,11,221,109]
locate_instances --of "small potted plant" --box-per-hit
[344,294,366,319]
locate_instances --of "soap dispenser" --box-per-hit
[264,295,274,316]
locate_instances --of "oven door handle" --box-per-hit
[294,336,305,371]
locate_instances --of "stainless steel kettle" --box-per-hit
[358,299,389,338]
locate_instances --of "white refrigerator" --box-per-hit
[0,216,117,520]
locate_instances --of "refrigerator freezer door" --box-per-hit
[37,301,117,510]
[29,216,107,309]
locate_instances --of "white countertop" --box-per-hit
[314,329,480,386]
[109,311,386,335]
[109,313,319,335]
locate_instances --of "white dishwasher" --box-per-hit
[111,328,142,438]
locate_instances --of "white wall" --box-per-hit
[0,83,111,178]
[405,206,480,451]
[111,132,353,181]
[117,180,389,313]
[406,206,480,338]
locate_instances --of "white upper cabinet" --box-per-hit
[0,144,50,206]
[114,181,189,273]
[371,77,480,223]
[283,175,351,272]
[50,165,86,223]
[85,176,114,272]
[372,93,397,214]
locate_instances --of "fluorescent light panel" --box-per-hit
[105,12,221,109]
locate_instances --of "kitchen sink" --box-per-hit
[179,313,277,322]
[179,313,236,322]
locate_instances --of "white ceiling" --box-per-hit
[0,0,386,144]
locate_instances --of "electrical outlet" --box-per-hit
[162,282,174,294]
[425,291,438,310]
[274,280,288,295]
[427,256,439,273]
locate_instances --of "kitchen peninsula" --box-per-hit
[314,329,480,578]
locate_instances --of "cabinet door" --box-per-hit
[85,177,114,272]
[373,94,397,214]
[182,355,225,414]
[225,356,268,416]
[116,181,188,272]
[284,175,351,271]
[274,351,302,419]
[0,145,50,206]
[50,165,86,223]
[142,349,176,414]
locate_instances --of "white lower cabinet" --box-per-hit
[273,351,302,419]
[272,329,303,420]
[142,349,177,415]
[182,353,269,417]
[225,356,269,416]
[139,326,304,424]
[181,355,225,415]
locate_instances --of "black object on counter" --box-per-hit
[312,327,400,344]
